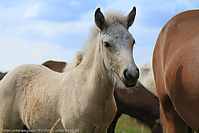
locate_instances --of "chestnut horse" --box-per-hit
[153,10,199,132]
[42,60,162,133]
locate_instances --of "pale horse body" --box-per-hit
[139,62,156,94]
[0,7,139,132]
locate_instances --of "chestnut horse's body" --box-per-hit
[153,10,199,132]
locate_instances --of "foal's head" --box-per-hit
[95,7,139,88]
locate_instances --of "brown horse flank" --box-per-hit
[107,82,162,133]
[153,10,199,132]
[42,60,67,73]
[42,60,162,133]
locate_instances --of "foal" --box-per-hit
[42,60,162,133]
[0,7,139,133]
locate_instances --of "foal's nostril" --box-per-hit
[123,69,129,79]
[123,68,139,87]
[123,68,139,80]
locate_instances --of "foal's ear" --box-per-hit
[95,8,105,30]
[127,6,136,28]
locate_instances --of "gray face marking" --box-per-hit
[100,24,138,88]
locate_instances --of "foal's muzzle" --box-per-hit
[122,67,139,87]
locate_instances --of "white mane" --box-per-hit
[64,51,84,71]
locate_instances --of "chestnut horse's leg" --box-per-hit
[160,94,188,133]
[107,113,122,133]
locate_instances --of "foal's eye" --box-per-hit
[104,42,111,48]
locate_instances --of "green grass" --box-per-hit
[115,114,151,133]
[0,71,7,80]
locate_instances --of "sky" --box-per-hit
[0,0,199,72]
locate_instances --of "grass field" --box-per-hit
[115,114,151,133]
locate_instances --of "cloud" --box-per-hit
[70,1,79,6]
[129,23,160,67]
[134,45,155,67]
[0,1,93,72]
[23,4,41,19]
[0,35,79,72]
[0,17,91,72]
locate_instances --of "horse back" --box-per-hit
[0,64,58,92]
[153,10,199,130]
[0,64,63,129]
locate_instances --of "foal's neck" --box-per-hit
[81,38,115,100]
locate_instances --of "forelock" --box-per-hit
[104,10,128,28]
[83,9,128,53]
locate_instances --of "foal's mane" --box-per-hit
[65,9,128,71]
